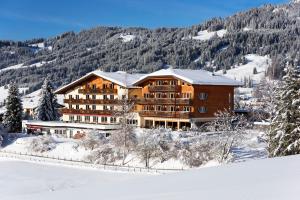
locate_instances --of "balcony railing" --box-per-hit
[148,85,181,92]
[137,98,192,105]
[61,108,113,115]
[78,88,117,94]
[139,111,191,119]
[64,98,119,104]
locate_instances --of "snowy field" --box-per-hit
[0,154,299,200]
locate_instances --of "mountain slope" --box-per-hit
[1,1,300,91]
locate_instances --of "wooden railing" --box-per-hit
[60,108,113,115]
[137,98,192,105]
[78,88,117,94]
[139,111,191,118]
[64,98,119,104]
[148,85,181,92]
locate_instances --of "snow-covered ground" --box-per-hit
[183,29,227,41]
[0,87,64,113]
[0,154,299,200]
[119,34,136,42]
[216,54,271,84]
[0,60,55,73]
[22,89,64,110]
[0,86,29,107]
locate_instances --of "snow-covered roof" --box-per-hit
[55,70,145,94]
[133,68,242,86]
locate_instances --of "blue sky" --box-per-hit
[0,0,288,40]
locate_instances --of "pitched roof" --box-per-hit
[133,68,242,86]
[55,70,144,94]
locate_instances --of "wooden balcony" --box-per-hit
[78,88,117,94]
[64,98,119,104]
[61,108,113,115]
[139,111,191,119]
[137,98,192,105]
[148,85,181,92]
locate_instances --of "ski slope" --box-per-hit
[0,154,299,200]
[216,54,271,84]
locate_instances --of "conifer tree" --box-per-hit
[268,64,300,157]
[3,83,23,133]
[35,77,60,121]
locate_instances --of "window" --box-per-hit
[156,80,163,85]
[103,105,108,110]
[69,95,72,99]
[198,107,207,113]
[103,95,107,100]
[198,93,208,100]
[92,95,96,100]
[70,115,74,121]
[156,93,162,98]
[101,116,107,123]
[156,105,162,111]
[170,80,177,85]
[183,93,192,98]
[109,84,114,89]
[169,93,175,98]
[84,116,90,122]
[110,106,114,110]
[170,106,175,112]
[76,115,82,122]
[76,95,79,100]
[76,105,79,110]
[229,93,231,104]
[86,105,90,110]
[92,84,96,89]
[92,105,96,110]
[69,104,72,109]
[86,95,90,99]
[183,106,191,112]
[110,117,116,123]
[93,116,98,123]
[110,95,114,100]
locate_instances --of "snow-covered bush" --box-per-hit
[80,130,107,150]
[85,144,116,165]
[28,136,56,153]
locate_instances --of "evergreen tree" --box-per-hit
[268,64,300,157]
[3,83,23,133]
[35,77,60,121]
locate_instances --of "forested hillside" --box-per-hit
[1,1,300,92]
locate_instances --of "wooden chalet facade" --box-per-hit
[132,68,240,130]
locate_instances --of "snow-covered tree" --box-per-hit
[208,109,248,162]
[136,129,159,168]
[268,64,300,157]
[35,77,60,121]
[3,83,23,133]
[111,96,137,165]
